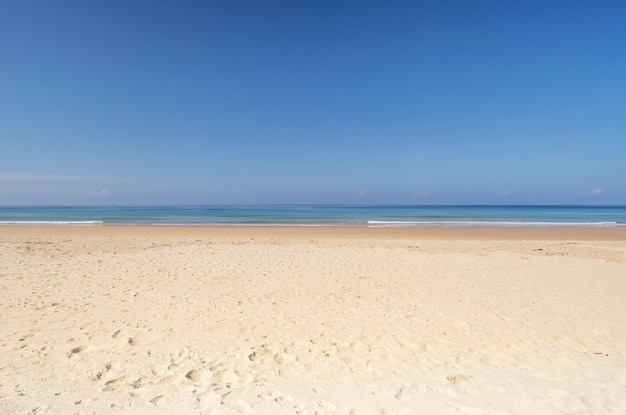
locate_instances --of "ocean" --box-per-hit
[0,205,625,227]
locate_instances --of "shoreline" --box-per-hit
[1,224,626,240]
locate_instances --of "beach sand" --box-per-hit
[1,226,625,414]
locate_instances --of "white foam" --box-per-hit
[367,220,619,228]
[0,221,103,226]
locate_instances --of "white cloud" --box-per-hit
[89,188,112,197]
[577,188,606,196]
[0,172,92,181]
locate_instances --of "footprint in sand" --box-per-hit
[185,368,205,382]
[446,374,473,386]
[220,390,253,414]
[213,369,239,384]
[67,345,94,358]
[149,394,164,405]
[102,375,129,392]
[90,363,113,381]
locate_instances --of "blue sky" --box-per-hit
[1,0,625,205]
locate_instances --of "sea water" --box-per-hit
[0,205,625,227]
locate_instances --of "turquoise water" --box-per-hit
[0,205,625,227]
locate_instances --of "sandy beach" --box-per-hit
[1,226,625,415]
